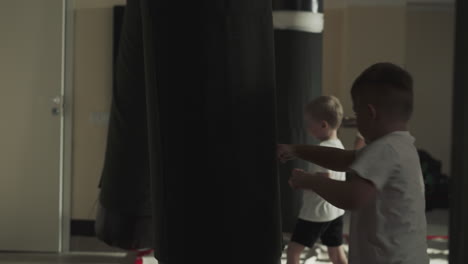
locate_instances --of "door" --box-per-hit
[0,0,64,252]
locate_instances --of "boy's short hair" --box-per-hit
[351,62,413,121]
[305,95,344,129]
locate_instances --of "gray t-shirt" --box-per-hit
[349,131,429,264]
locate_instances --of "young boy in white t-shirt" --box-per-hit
[278,63,429,264]
[286,96,347,264]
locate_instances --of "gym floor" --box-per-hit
[0,209,449,264]
[281,209,449,264]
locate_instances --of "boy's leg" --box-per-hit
[320,216,347,264]
[288,219,322,264]
[327,246,348,264]
[286,241,305,264]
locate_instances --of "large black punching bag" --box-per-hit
[272,0,324,233]
[140,1,282,263]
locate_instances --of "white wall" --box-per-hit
[323,3,407,149]
[406,4,455,175]
[323,2,455,174]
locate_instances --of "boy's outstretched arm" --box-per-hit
[288,169,377,210]
[277,144,356,172]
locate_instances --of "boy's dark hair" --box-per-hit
[305,95,344,129]
[351,62,413,121]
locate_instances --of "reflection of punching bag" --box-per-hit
[96,0,152,251]
[99,0,283,263]
[272,0,324,232]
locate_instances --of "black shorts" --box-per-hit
[290,216,344,248]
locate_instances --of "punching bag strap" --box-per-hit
[272,11,323,33]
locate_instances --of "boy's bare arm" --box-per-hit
[278,144,356,172]
[289,169,377,210]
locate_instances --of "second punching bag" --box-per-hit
[273,0,324,233]
[140,1,283,263]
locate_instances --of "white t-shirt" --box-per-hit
[298,139,346,222]
[349,131,429,264]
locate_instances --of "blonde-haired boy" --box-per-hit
[286,95,348,264]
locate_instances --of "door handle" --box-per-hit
[51,96,63,116]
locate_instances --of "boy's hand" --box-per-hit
[288,168,313,189]
[277,144,296,163]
